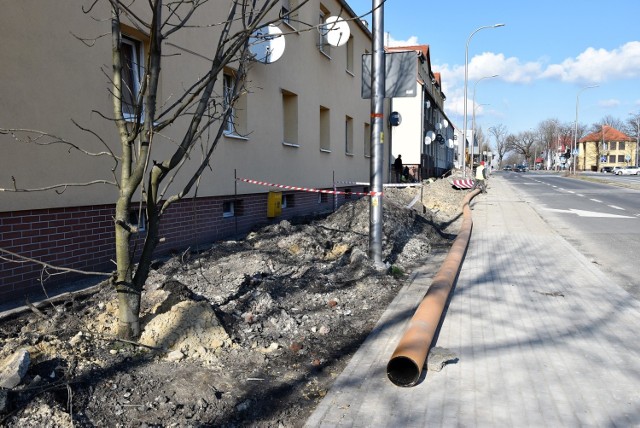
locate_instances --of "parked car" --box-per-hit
[515,165,527,172]
[503,165,513,171]
[616,165,640,175]
[600,166,613,173]
[612,166,623,174]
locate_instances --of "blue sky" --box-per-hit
[347,0,640,137]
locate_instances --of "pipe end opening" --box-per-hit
[387,356,420,387]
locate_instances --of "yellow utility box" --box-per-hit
[267,191,282,218]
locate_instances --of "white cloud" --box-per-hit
[385,33,419,47]
[541,41,640,83]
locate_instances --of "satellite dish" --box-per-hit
[448,139,454,148]
[442,119,449,128]
[424,136,432,145]
[324,16,351,47]
[249,25,285,64]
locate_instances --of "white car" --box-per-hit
[616,166,640,175]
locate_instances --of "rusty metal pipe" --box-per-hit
[387,189,479,387]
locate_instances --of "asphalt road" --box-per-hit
[497,170,640,299]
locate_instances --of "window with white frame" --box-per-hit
[318,5,331,57]
[346,36,354,73]
[120,36,143,120]
[223,73,236,134]
[222,70,247,138]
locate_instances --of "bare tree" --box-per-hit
[1,0,317,339]
[506,130,537,166]
[626,112,640,166]
[488,124,508,167]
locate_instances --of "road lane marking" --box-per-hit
[590,199,602,203]
[541,207,635,218]
[608,205,625,210]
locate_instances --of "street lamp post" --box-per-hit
[470,74,498,168]
[461,24,504,177]
[573,85,598,174]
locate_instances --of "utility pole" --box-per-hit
[369,0,384,266]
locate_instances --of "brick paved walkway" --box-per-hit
[306,175,640,427]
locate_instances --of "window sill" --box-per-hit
[346,69,355,77]
[224,132,249,141]
[345,152,355,157]
[320,148,332,153]
[282,141,300,148]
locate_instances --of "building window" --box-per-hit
[120,36,143,120]
[318,193,328,204]
[129,208,146,233]
[223,73,236,134]
[282,194,295,208]
[346,36,354,74]
[318,5,331,57]
[603,142,609,151]
[619,141,626,150]
[345,115,354,155]
[320,106,330,152]
[617,154,625,163]
[364,123,371,157]
[223,201,235,218]
[281,0,298,28]
[282,89,299,146]
[609,155,616,163]
[344,188,352,200]
[223,70,247,138]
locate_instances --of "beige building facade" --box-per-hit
[577,125,636,171]
[0,0,381,300]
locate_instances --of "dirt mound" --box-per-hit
[0,179,469,427]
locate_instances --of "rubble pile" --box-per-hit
[0,178,467,427]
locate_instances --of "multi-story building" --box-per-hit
[386,45,454,180]
[578,125,636,171]
[0,0,381,301]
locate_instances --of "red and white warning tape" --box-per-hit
[336,181,422,188]
[236,177,382,196]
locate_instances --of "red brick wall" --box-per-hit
[0,187,364,303]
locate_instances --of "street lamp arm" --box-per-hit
[461,24,505,177]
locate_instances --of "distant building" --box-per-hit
[385,45,455,179]
[578,125,636,171]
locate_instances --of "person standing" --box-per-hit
[473,161,487,193]
[394,155,403,183]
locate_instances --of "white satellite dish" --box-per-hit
[249,25,285,64]
[442,119,449,128]
[324,16,351,47]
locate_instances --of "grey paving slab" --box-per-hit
[306,175,640,428]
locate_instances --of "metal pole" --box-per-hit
[470,75,497,170]
[573,85,598,174]
[461,24,504,178]
[369,0,384,267]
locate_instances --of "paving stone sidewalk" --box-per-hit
[306,175,640,427]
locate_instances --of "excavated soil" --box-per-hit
[0,177,469,427]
